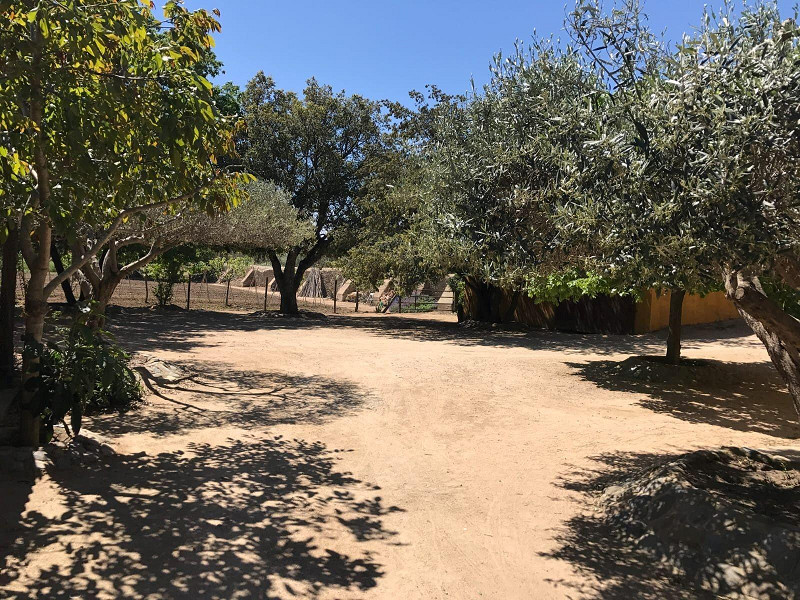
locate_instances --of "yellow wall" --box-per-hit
[634,289,741,333]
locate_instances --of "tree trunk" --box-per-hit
[0,227,18,385]
[20,223,52,447]
[355,291,359,313]
[87,278,120,329]
[665,288,685,364]
[464,277,504,323]
[269,250,301,315]
[725,271,800,419]
[504,289,521,324]
[50,245,77,305]
[276,274,299,314]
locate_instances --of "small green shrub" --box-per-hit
[145,258,183,306]
[26,307,143,442]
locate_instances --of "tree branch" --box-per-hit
[43,184,211,297]
[119,240,178,279]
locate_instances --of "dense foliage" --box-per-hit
[1,0,246,444]
[239,74,391,312]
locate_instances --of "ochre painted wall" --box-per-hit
[634,289,741,333]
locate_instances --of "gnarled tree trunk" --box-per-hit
[464,277,505,323]
[665,288,685,364]
[269,251,300,314]
[725,271,800,419]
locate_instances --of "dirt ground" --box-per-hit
[2,309,799,599]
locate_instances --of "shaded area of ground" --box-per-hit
[107,306,706,356]
[91,360,370,438]
[0,479,34,576]
[544,448,800,599]
[0,437,403,599]
[567,357,800,439]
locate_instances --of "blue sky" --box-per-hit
[185,1,795,104]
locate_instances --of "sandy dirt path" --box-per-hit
[2,309,798,599]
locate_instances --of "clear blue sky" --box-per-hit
[186,0,794,103]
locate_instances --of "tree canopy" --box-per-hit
[239,73,390,312]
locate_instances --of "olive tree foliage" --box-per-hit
[560,0,706,362]
[674,4,800,415]
[428,40,602,321]
[75,180,310,323]
[338,166,453,297]
[187,180,313,252]
[240,74,390,313]
[561,0,800,414]
[0,0,244,445]
[338,88,462,296]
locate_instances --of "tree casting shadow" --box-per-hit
[566,357,800,439]
[0,436,404,599]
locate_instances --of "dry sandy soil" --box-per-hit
[2,308,799,599]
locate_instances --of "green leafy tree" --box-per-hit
[562,0,703,362]
[74,180,303,323]
[429,39,600,322]
[340,88,462,302]
[240,74,389,313]
[562,0,800,415]
[1,0,244,445]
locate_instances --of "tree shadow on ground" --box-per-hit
[543,451,712,599]
[544,448,800,599]
[108,307,749,357]
[0,436,404,599]
[0,477,34,578]
[566,358,800,439]
[90,360,370,438]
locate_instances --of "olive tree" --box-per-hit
[339,90,461,302]
[563,0,800,415]
[671,4,800,415]
[560,0,708,362]
[429,40,600,322]
[74,180,309,324]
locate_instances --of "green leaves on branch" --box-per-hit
[24,308,143,443]
[1,0,245,239]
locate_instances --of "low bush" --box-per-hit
[25,307,143,442]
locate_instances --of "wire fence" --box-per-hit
[15,273,372,315]
[15,272,454,316]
